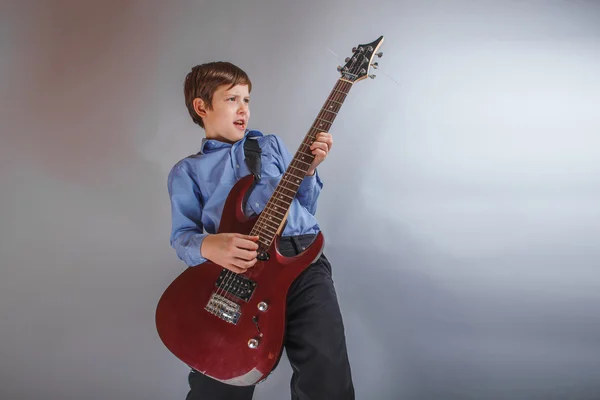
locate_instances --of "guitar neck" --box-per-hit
[251,78,354,248]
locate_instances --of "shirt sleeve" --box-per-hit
[167,163,208,267]
[270,134,323,215]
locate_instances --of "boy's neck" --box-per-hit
[206,136,237,144]
[204,132,240,145]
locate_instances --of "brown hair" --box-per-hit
[183,61,252,128]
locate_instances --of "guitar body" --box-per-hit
[155,174,324,386]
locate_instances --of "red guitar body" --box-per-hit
[155,174,324,386]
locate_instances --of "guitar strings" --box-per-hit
[214,55,362,319]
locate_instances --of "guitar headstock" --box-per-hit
[337,35,384,83]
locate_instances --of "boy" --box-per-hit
[167,61,354,400]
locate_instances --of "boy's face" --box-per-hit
[195,84,251,144]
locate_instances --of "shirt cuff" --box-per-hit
[186,232,209,266]
[299,169,321,194]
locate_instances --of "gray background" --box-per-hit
[1,0,599,399]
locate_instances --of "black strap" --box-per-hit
[243,137,262,181]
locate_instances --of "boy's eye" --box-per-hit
[226,97,249,103]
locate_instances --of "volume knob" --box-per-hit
[248,338,259,349]
[258,301,268,311]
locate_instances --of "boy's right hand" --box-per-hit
[201,233,260,273]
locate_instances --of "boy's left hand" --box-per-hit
[307,132,332,176]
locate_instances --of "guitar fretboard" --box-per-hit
[250,79,354,250]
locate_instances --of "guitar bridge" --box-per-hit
[205,293,241,325]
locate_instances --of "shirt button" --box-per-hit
[255,202,259,207]
[236,164,240,168]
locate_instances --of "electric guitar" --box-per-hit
[155,35,384,386]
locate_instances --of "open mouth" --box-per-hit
[234,119,246,130]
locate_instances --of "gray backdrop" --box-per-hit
[1,0,599,399]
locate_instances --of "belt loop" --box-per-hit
[291,236,303,255]
[295,236,309,253]
[290,237,299,255]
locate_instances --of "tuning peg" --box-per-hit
[345,57,350,62]
[376,52,383,58]
[371,62,379,69]
[337,65,343,72]
[369,74,376,79]
[352,47,357,52]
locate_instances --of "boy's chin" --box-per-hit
[233,127,247,138]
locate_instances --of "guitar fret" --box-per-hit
[263,204,286,218]
[252,224,272,237]
[298,147,314,159]
[282,175,301,188]
[290,158,312,171]
[259,210,282,225]
[299,142,314,150]
[290,155,311,168]
[281,181,301,191]
[256,216,278,231]
[258,217,280,232]
[279,184,296,195]
[282,184,299,193]
[284,173,302,183]
[251,76,355,245]
[278,186,297,197]
[257,237,271,248]
[288,165,307,175]
[257,222,277,236]
[258,216,282,231]
[293,159,312,168]
[273,190,294,201]
[256,217,273,233]
[273,197,292,208]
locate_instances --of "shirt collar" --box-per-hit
[200,129,263,154]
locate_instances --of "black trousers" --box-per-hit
[185,234,355,400]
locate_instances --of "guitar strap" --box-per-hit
[243,136,262,181]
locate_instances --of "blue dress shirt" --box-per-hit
[167,129,323,267]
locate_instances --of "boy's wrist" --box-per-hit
[200,234,214,260]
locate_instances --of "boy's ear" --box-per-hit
[193,98,207,118]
